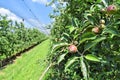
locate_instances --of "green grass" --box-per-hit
[0,39,51,80]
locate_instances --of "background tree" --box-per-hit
[0,15,47,62]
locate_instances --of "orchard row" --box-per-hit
[0,15,46,61]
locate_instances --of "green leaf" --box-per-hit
[69,27,76,33]
[80,56,88,80]
[65,57,79,72]
[103,27,120,38]
[87,16,97,25]
[72,18,79,27]
[85,54,100,62]
[74,18,79,27]
[80,32,96,44]
[103,27,119,36]
[115,21,120,25]
[73,34,80,40]
[81,32,95,38]
[62,33,72,41]
[112,51,120,55]
[84,37,106,51]
[57,53,67,64]
[63,33,70,37]
[80,36,96,44]
[96,0,102,3]
[101,0,108,7]
[51,43,69,53]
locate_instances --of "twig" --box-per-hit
[39,63,53,80]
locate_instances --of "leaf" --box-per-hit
[80,32,96,44]
[74,18,79,27]
[115,21,120,25]
[87,16,97,25]
[81,32,95,38]
[57,53,67,64]
[63,33,70,38]
[62,33,72,41]
[65,57,79,72]
[112,51,120,55]
[103,27,119,36]
[90,5,95,12]
[101,0,108,7]
[69,27,76,33]
[80,56,88,80]
[96,0,102,3]
[111,51,120,62]
[51,43,69,53]
[103,27,120,38]
[113,55,120,61]
[84,37,106,51]
[80,36,96,44]
[72,18,79,27]
[73,34,80,40]
[85,54,100,62]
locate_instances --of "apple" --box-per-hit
[100,19,105,24]
[107,5,117,13]
[100,24,105,29]
[68,44,77,53]
[92,27,100,34]
[101,8,106,13]
[73,41,78,45]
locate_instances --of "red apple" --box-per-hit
[107,5,117,13]
[68,44,77,53]
[92,27,100,34]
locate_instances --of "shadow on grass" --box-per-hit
[0,39,47,69]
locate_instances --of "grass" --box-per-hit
[0,39,51,80]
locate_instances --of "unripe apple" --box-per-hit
[107,5,117,13]
[68,44,77,53]
[73,41,78,45]
[92,27,100,34]
[100,24,105,29]
[101,8,106,13]
[100,19,105,24]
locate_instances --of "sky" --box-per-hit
[0,0,55,34]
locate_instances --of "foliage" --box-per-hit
[48,0,120,79]
[0,15,46,61]
[0,39,51,80]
